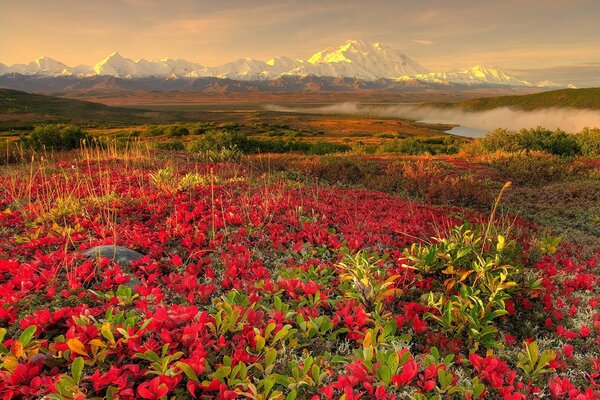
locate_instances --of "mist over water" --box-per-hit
[265,103,600,137]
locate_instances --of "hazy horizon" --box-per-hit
[2,0,600,70]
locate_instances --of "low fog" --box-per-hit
[265,103,600,135]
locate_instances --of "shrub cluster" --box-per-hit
[25,124,92,151]
[479,126,600,157]
[187,130,350,155]
[372,136,463,155]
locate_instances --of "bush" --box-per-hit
[27,124,91,151]
[142,125,165,137]
[307,141,351,155]
[404,223,540,349]
[188,131,350,156]
[480,127,580,157]
[154,140,185,151]
[486,151,569,185]
[188,130,251,152]
[377,136,462,155]
[575,128,600,157]
[165,125,189,137]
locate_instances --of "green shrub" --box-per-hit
[404,223,540,349]
[377,136,462,155]
[480,127,580,156]
[188,130,251,152]
[165,125,190,137]
[27,124,91,151]
[154,140,185,151]
[307,141,351,155]
[487,152,569,185]
[142,126,165,137]
[575,128,600,157]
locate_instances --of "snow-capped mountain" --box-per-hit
[299,40,428,80]
[401,64,532,87]
[0,40,555,87]
[4,56,73,76]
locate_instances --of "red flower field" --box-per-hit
[0,156,599,399]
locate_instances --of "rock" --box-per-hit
[82,245,144,264]
[82,245,144,288]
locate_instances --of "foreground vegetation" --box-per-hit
[0,130,599,399]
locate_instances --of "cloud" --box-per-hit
[413,40,433,45]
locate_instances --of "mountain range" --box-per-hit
[0,40,565,91]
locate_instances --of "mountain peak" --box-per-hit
[0,40,549,86]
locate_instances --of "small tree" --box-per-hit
[28,124,91,151]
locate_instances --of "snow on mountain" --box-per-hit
[0,40,549,87]
[536,80,562,88]
[206,58,273,80]
[93,52,139,77]
[4,56,73,76]
[92,52,205,78]
[408,64,532,87]
[302,39,429,80]
[265,56,303,76]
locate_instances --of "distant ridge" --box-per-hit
[431,88,600,111]
[0,39,538,87]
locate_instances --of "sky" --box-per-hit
[2,0,600,75]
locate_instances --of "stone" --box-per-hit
[82,245,144,264]
[82,245,144,288]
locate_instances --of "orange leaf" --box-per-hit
[11,340,24,359]
[67,338,89,357]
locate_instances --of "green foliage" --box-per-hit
[445,87,600,111]
[135,343,184,376]
[337,251,401,314]
[165,125,190,137]
[26,124,91,151]
[178,172,207,190]
[377,136,463,155]
[575,127,600,157]
[154,140,185,151]
[187,130,349,155]
[187,130,251,152]
[480,127,580,156]
[404,224,541,349]
[142,125,165,137]
[516,341,556,381]
[149,168,176,191]
[488,151,569,185]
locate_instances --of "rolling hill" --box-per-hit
[0,88,169,129]
[435,88,600,111]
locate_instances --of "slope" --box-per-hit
[0,88,169,129]
[435,88,600,111]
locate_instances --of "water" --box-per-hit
[444,125,488,138]
[418,118,488,138]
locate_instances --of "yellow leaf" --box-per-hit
[442,266,455,275]
[363,331,372,348]
[2,356,18,373]
[89,338,106,355]
[67,338,89,357]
